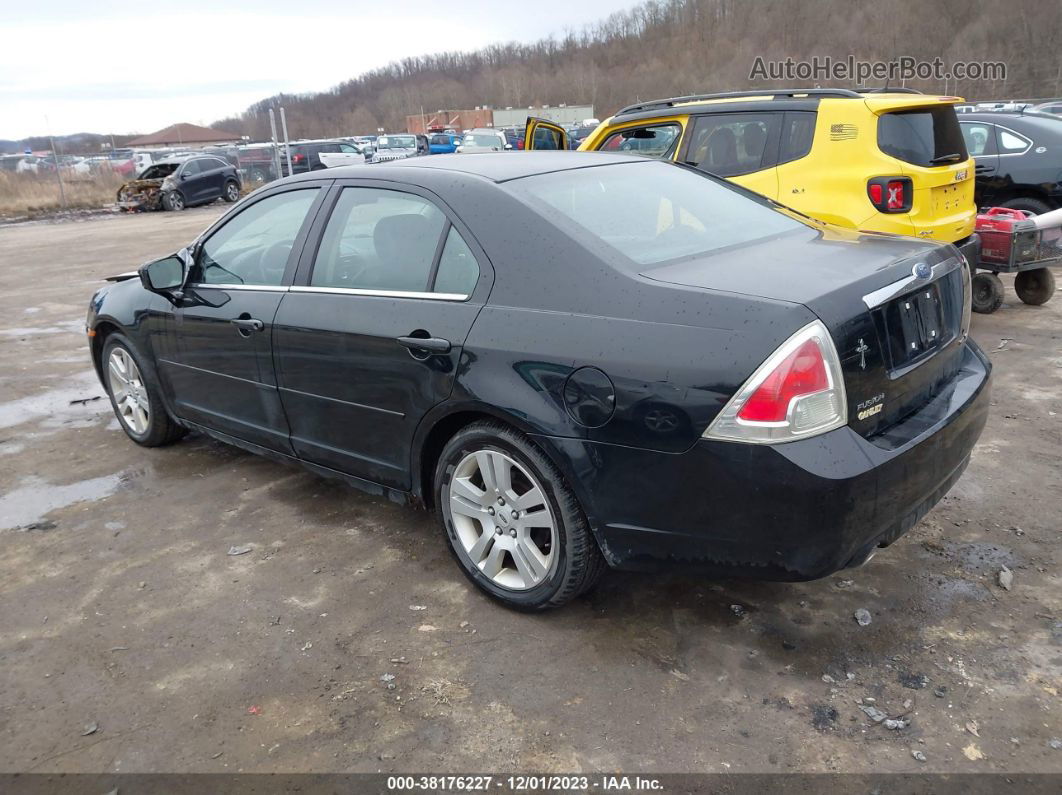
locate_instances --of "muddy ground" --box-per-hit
[0,209,1059,775]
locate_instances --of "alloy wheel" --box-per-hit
[448,449,558,590]
[107,347,150,434]
[226,183,239,201]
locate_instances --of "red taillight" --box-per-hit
[703,321,847,444]
[886,179,905,210]
[867,176,912,213]
[737,339,829,423]
[292,154,305,164]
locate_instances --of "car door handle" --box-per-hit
[231,317,264,333]
[396,335,451,354]
[975,164,994,174]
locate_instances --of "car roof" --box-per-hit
[962,111,1062,130]
[295,151,646,183]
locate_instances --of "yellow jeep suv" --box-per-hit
[526,89,977,256]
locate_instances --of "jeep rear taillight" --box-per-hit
[867,177,912,213]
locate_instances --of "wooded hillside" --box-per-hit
[213,0,1062,139]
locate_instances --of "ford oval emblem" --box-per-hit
[913,262,932,280]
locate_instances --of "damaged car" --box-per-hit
[117,156,241,212]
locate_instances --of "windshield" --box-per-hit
[138,163,178,180]
[878,107,968,166]
[377,136,415,149]
[463,133,503,147]
[507,161,807,266]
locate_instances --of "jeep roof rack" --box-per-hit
[615,88,863,116]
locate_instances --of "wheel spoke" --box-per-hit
[513,486,545,512]
[108,359,128,386]
[475,451,498,492]
[450,493,488,522]
[512,537,547,586]
[451,476,488,506]
[467,528,495,564]
[520,508,553,528]
[480,544,506,579]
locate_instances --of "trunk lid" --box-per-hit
[642,229,969,439]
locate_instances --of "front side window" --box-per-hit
[685,113,778,177]
[181,159,202,176]
[531,124,563,150]
[195,188,320,286]
[878,107,968,166]
[311,188,447,292]
[598,123,680,159]
[508,161,806,267]
[960,123,996,156]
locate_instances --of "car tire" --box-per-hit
[249,168,266,184]
[434,421,606,610]
[162,191,185,211]
[223,181,240,203]
[102,334,186,447]
[999,197,1052,216]
[1014,267,1056,306]
[971,272,1005,314]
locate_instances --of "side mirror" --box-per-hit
[138,255,186,300]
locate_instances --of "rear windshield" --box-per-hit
[463,133,503,147]
[878,107,968,166]
[507,161,807,266]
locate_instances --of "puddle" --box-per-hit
[0,319,84,337]
[0,370,106,429]
[0,473,125,530]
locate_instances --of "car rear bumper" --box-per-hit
[538,340,991,580]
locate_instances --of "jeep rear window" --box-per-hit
[508,161,807,266]
[877,107,967,167]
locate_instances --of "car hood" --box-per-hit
[120,177,165,190]
[641,226,945,308]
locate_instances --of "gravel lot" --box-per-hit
[0,208,1059,775]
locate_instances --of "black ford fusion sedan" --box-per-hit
[86,153,991,610]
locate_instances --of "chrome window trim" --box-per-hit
[861,257,961,310]
[186,283,288,292]
[994,124,1033,156]
[289,285,469,301]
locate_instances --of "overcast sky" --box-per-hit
[0,0,639,140]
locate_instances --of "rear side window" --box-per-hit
[598,123,680,159]
[509,160,806,266]
[433,227,480,296]
[311,187,447,293]
[997,127,1031,153]
[685,113,778,177]
[779,112,815,165]
[877,107,968,166]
